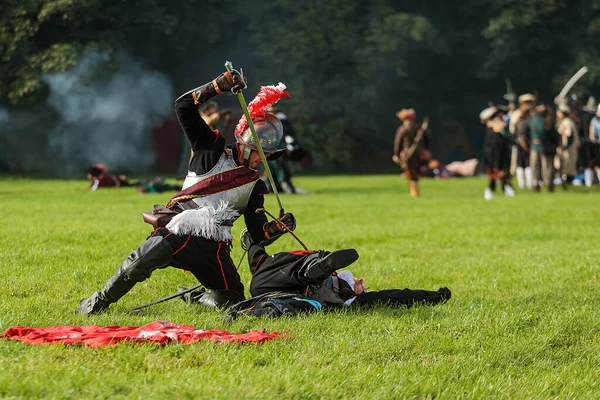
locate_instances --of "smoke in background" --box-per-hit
[0,51,173,177]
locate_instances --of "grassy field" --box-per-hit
[1,175,599,399]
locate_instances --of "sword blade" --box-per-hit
[557,66,588,100]
[225,61,284,212]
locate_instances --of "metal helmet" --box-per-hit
[235,113,284,154]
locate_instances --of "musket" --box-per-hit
[400,117,429,169]
[224,61,284,213]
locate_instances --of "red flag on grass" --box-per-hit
[0,321,283,347]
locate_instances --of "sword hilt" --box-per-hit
[224,60,247,94]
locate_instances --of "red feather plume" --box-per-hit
[234,83,291,135]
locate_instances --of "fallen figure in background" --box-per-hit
[87,164,179,194]
[419,159,480,179]
[87,163,132,190]
[180,232,451,319]
[136,177,180,194]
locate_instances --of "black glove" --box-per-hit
[188,71,247,107]
[213,70,246,95]
[263,212,296,239]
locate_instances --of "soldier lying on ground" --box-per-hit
[182,231,451,315]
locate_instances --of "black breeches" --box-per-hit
[581,142,600,167]
[517,147,529,168]
[152,228,244,294]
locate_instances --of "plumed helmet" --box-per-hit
[234,83,291,158]
[236,113,284,153]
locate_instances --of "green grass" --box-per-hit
[1,176,599,399]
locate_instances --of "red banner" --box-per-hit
[1,321,283,347]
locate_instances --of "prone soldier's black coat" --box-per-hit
[247,242,450,308]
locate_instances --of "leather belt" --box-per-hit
[177,199,200,212]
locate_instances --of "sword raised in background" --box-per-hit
[555,66,588,104]
[225,60,284,213]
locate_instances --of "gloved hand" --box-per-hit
[213,70,247,95]
[263,212,296,239]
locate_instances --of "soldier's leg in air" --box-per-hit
[74,233,174,315]
[249,248,359,297]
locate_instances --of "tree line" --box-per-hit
[2,0,599,173]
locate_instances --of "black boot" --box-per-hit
[302,249,359,282]
[74,236,173,315]
[182,289,244,309]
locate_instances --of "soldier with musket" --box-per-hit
[75,70,296,315]
[509,94,536,189]
[392,108,431,199]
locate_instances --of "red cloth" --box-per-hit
[0,321,283,347]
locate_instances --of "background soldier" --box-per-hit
[584,100,600,186]
[555,103,580,188]
[510,94,536,189]
[480,106,515,200]
[528,105,560,192]
[392,108,431,198]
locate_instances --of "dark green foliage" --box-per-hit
[2,0,600,170]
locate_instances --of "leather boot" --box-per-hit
[74,237,173,315]
[183,289,244,309]
[408,181,420,198]
[301,249,359,282]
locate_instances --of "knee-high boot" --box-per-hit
[408,181,420,198]
[74,236,173,315]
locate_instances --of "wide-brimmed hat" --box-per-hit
[479,106,498,123]
[396,108,416,121]
[582,96,596,112]
[518,93,536,104]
